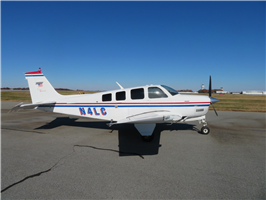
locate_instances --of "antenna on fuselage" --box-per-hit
[116,82,124,89]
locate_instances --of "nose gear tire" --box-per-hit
[201,126,210,135]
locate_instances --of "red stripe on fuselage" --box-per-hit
[56,102,211,105]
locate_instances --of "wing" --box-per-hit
[116,111,182,124]
[10,101,56,112]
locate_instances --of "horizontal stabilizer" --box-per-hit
[10,101,56,112]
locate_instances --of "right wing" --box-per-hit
[116,110,182,124]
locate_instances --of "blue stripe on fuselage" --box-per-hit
[53,104,209,108]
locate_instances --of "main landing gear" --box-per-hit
[134,124,156,142]
[141,135,154,142]
[200,119,210,135]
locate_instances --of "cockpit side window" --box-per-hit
[161,85,179,96]
[102,93,112,101]
[116,91,126,101]
[148,87,168,98]
[131,88,144,100]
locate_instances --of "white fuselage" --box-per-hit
[38,85,210,124]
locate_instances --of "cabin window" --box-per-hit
[116,91,126,101]
[161,85,179,96]
[102,93,112,101]
[148,87,168,98]
[131,88,144,100]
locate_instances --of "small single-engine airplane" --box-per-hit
[12,68,219,141]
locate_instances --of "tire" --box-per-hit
[201,126,210,135]
[141,135,154,142]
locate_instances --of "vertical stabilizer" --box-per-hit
[25,68,62,103]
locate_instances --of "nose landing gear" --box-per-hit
[199,119,210,135]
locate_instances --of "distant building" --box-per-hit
[198,86,229,94]
[178,89,198,94]
[215,90,229,94]
[215,87,228,94]
[241,91,266,95]
[179,91,199,94]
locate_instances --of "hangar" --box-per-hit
[241,91,266,95]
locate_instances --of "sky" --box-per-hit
[1,1,265,92]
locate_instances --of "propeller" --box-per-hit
[209,76,219,116]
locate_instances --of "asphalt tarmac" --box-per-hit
[1,101,265,199]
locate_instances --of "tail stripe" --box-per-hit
[25,75,44,77]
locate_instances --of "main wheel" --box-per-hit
[141,135,154,142]
[201,126,210,135]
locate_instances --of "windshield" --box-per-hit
[161,85,179,96]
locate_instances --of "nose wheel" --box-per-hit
[201,126,210,134]
[199,119,210,135]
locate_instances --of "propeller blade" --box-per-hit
[209,76,212,97]
[211,102,218,116]
[209,76,218,116]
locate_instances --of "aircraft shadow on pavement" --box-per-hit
[36,117,198,156]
